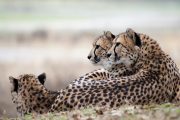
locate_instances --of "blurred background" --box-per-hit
[0,0,179,118]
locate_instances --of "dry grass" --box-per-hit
[1,103,180,120]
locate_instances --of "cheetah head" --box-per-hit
[87,31,115,68]
[9,73,46,94]
[107,28,141,67]
[9,73,46,116]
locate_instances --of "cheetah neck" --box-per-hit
[21,87,59,114]
[133,34,165,73]
[105,63,136,78]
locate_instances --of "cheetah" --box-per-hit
[107,28,180,102]
[9,73,59,116]
[49,28,180,112]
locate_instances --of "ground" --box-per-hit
[1,103,179,120]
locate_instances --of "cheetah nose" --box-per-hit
[87,55,92,59]
[107,53,111,58]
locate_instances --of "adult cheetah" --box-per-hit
[107,28,180,102]
[9,73,59,116]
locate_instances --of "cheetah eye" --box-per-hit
[96,45,100,49]
[116,42,120,46]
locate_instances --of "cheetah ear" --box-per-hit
[126,28,141,47]
[104,31,115,40]
[37,73,46,85]
[9,76,18,93]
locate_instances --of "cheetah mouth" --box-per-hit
[90,56,101,64]
[94,57,100,63]
[92,59,100,64]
